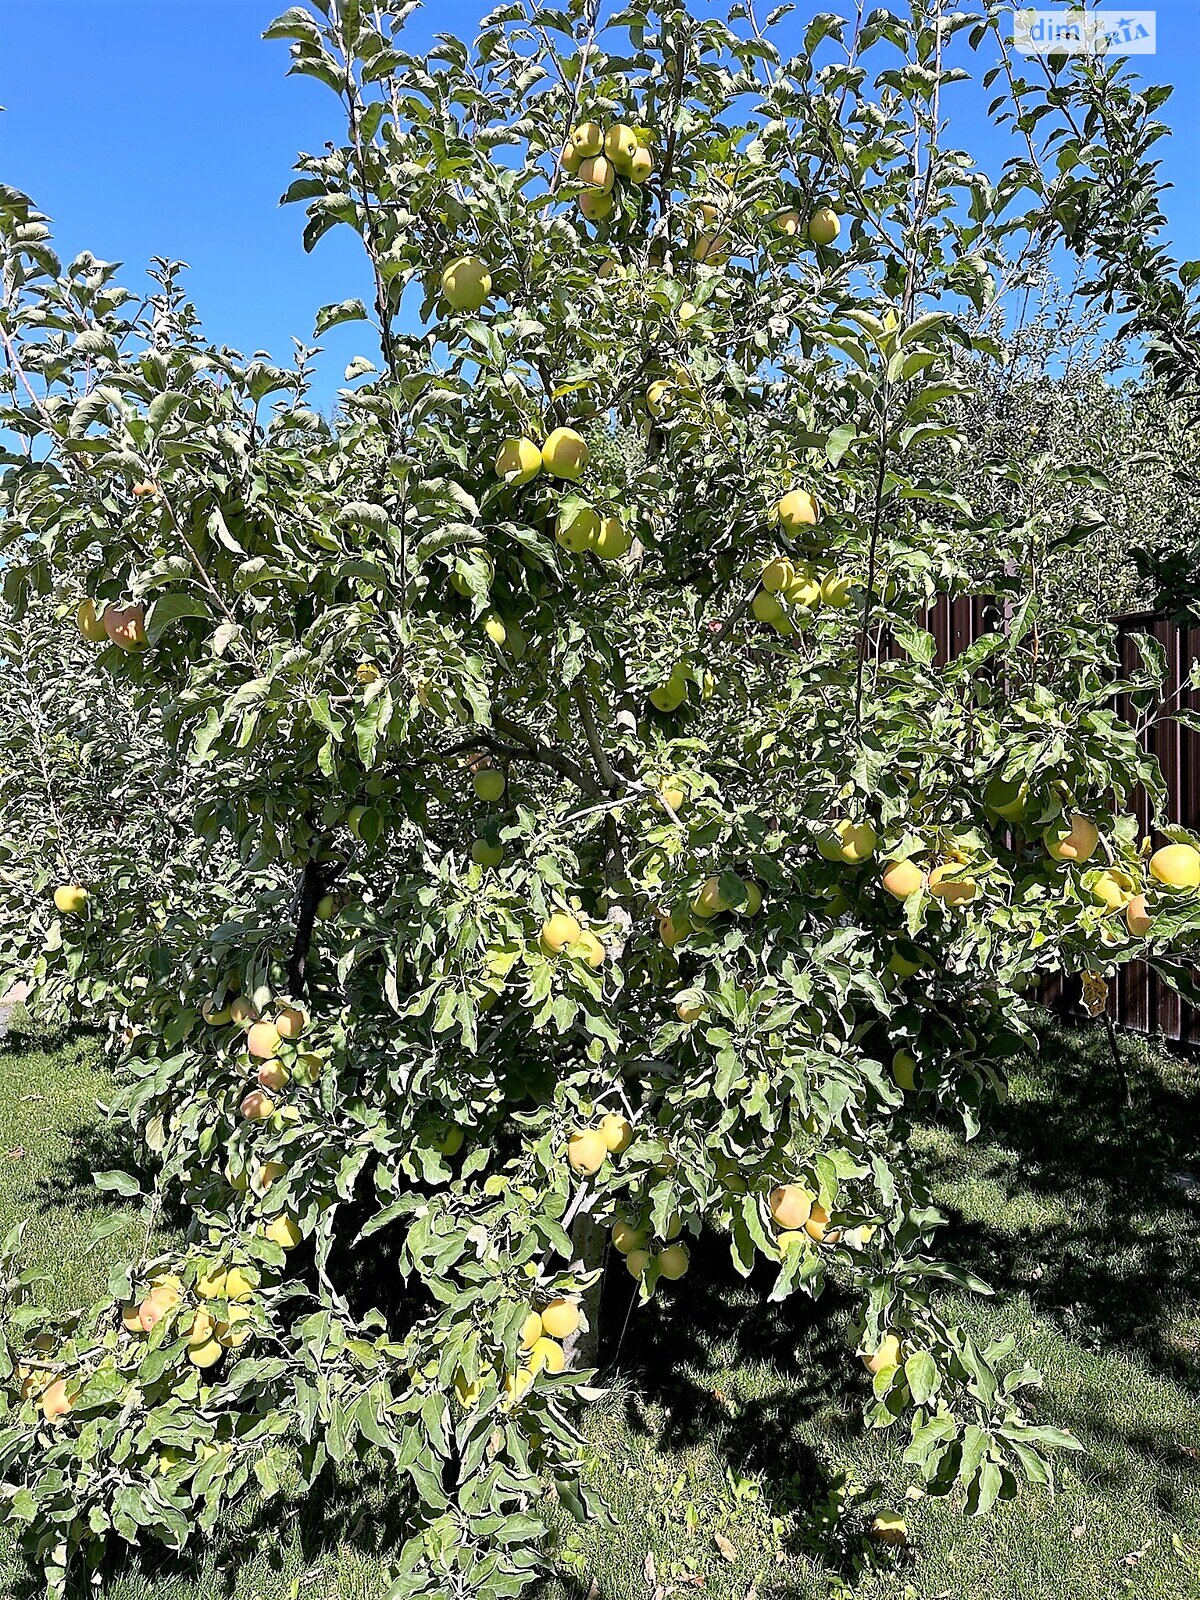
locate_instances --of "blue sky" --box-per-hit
[2,1,1198,403]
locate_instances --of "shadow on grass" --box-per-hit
[921,1017,1200,1397]
[9,1458,420,1600]
[0,1022,190,1232]
[593,1232,869,1580]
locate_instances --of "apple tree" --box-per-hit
[1,3,1199,1596]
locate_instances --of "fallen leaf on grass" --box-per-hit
[714,1534,737,1562]
[6,1147,24,1159]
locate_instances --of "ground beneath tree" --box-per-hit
[1,1011,1197,1600]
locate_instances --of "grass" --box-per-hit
[1,1011,1199,1598]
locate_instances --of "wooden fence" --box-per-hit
[900,598,1200,1046]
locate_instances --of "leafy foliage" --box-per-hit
[0,3,1198,1597]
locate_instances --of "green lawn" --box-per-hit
[1,1011,1199,1599]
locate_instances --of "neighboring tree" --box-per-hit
[1,5,1199,1598]
[991,16,1200,620]
[942,295,1200,622]
[0,591,197,1012]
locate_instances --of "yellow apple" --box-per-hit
[572,930,607,968]
[862,1333,904,1378]
[820,572,853,608]
[540,1298,580,1339]
[888,939,927,978]
[541,911,582,954]
[628,145,653,183]
[657,1244,689,1280]
[807,205,840,245]
[577,153,614,193]
[819,819,877,865]
[594,515,632,560]
[239,1089,274,1122]
[40,1379,73,1422]
[769,1184,813,1230]
[646,379,675,419]
[928,864,978,905]
[598,1111,632,1153]
[556,504,601,552]
[1149,842,1200,888]
[188,1338,224,1370]
[1044,814,1099,864]
[691,875,730,919]
[804,1202,836,1243]
[275,1005,306,1040]
[579,189,615,223]
[737,881,763,915]
[439,1126,464,1157]
[776,489,818,531]
[869,1513,907,1546]
[567,1127,608,1175]
[264,1212,302,1249]
[76,598,108,642]
[604,123,638,172]
[658,777,686,813]
[692,231,730,266]
[762,557,795,592]
[495,436,542,485]
[471,838,504,868]
[881,859,925,899]
[571,121,603,157]
[1091,868,1134,911]
[529,1336,566,1374]
[256,1059,290,1093]
[649,679,686,713]
[53,884,89,915]
[541,427,590,481]
[1125,893,1154,936]
[440,255,492,313]
[246,1020,281,1059]
[752,590,785,625]
[612,1220,646,1255]
[985,773,1028,821]
[294,1052,324,1084]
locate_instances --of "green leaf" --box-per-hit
[904,1350,938,1405]
[93,1170,141,1197]
[315,298,370,336]
[146,592,211,644]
